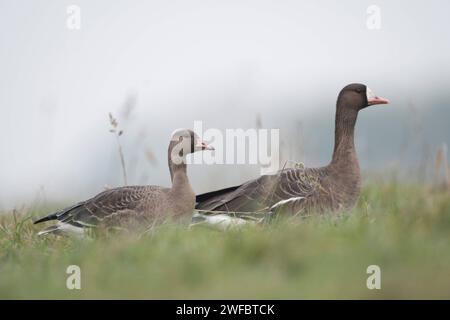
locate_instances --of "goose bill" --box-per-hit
[368,96,390,105]
[196,141,215,151]
[366,87,390,105]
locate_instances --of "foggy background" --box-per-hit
[1,0,449,210]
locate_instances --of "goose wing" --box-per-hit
[196,168,321,213]
[34,185,161,229]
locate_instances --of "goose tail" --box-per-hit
[34,213,58,224]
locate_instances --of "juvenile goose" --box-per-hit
[195,84,389,216]
[35,129,214,235]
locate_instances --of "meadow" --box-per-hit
[1,178,450,299]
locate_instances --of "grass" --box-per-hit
[1,179,450,299]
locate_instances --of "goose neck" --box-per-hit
[330,107,359,167]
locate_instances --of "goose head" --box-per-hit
[337,83,390,112]
[169,129,214,165]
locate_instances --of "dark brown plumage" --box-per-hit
[195,83,389,216]
[34,129,214,235]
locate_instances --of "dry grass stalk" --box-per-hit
[434,143,450,190]
[109,112,128,186]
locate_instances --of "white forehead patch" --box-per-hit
[170,128,200,143]
[366,87,376,100]
[170,128,189,140]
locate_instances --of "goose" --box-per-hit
[34,129,214,235]
[195,83,389,218]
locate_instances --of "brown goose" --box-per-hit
[195,83,389,218]
[34,129,214,235]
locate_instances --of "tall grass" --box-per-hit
[0,180,449,299]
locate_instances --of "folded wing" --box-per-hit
[196,168,322,214]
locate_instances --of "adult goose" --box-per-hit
[34,129,214,235]
[195,83,389,217]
